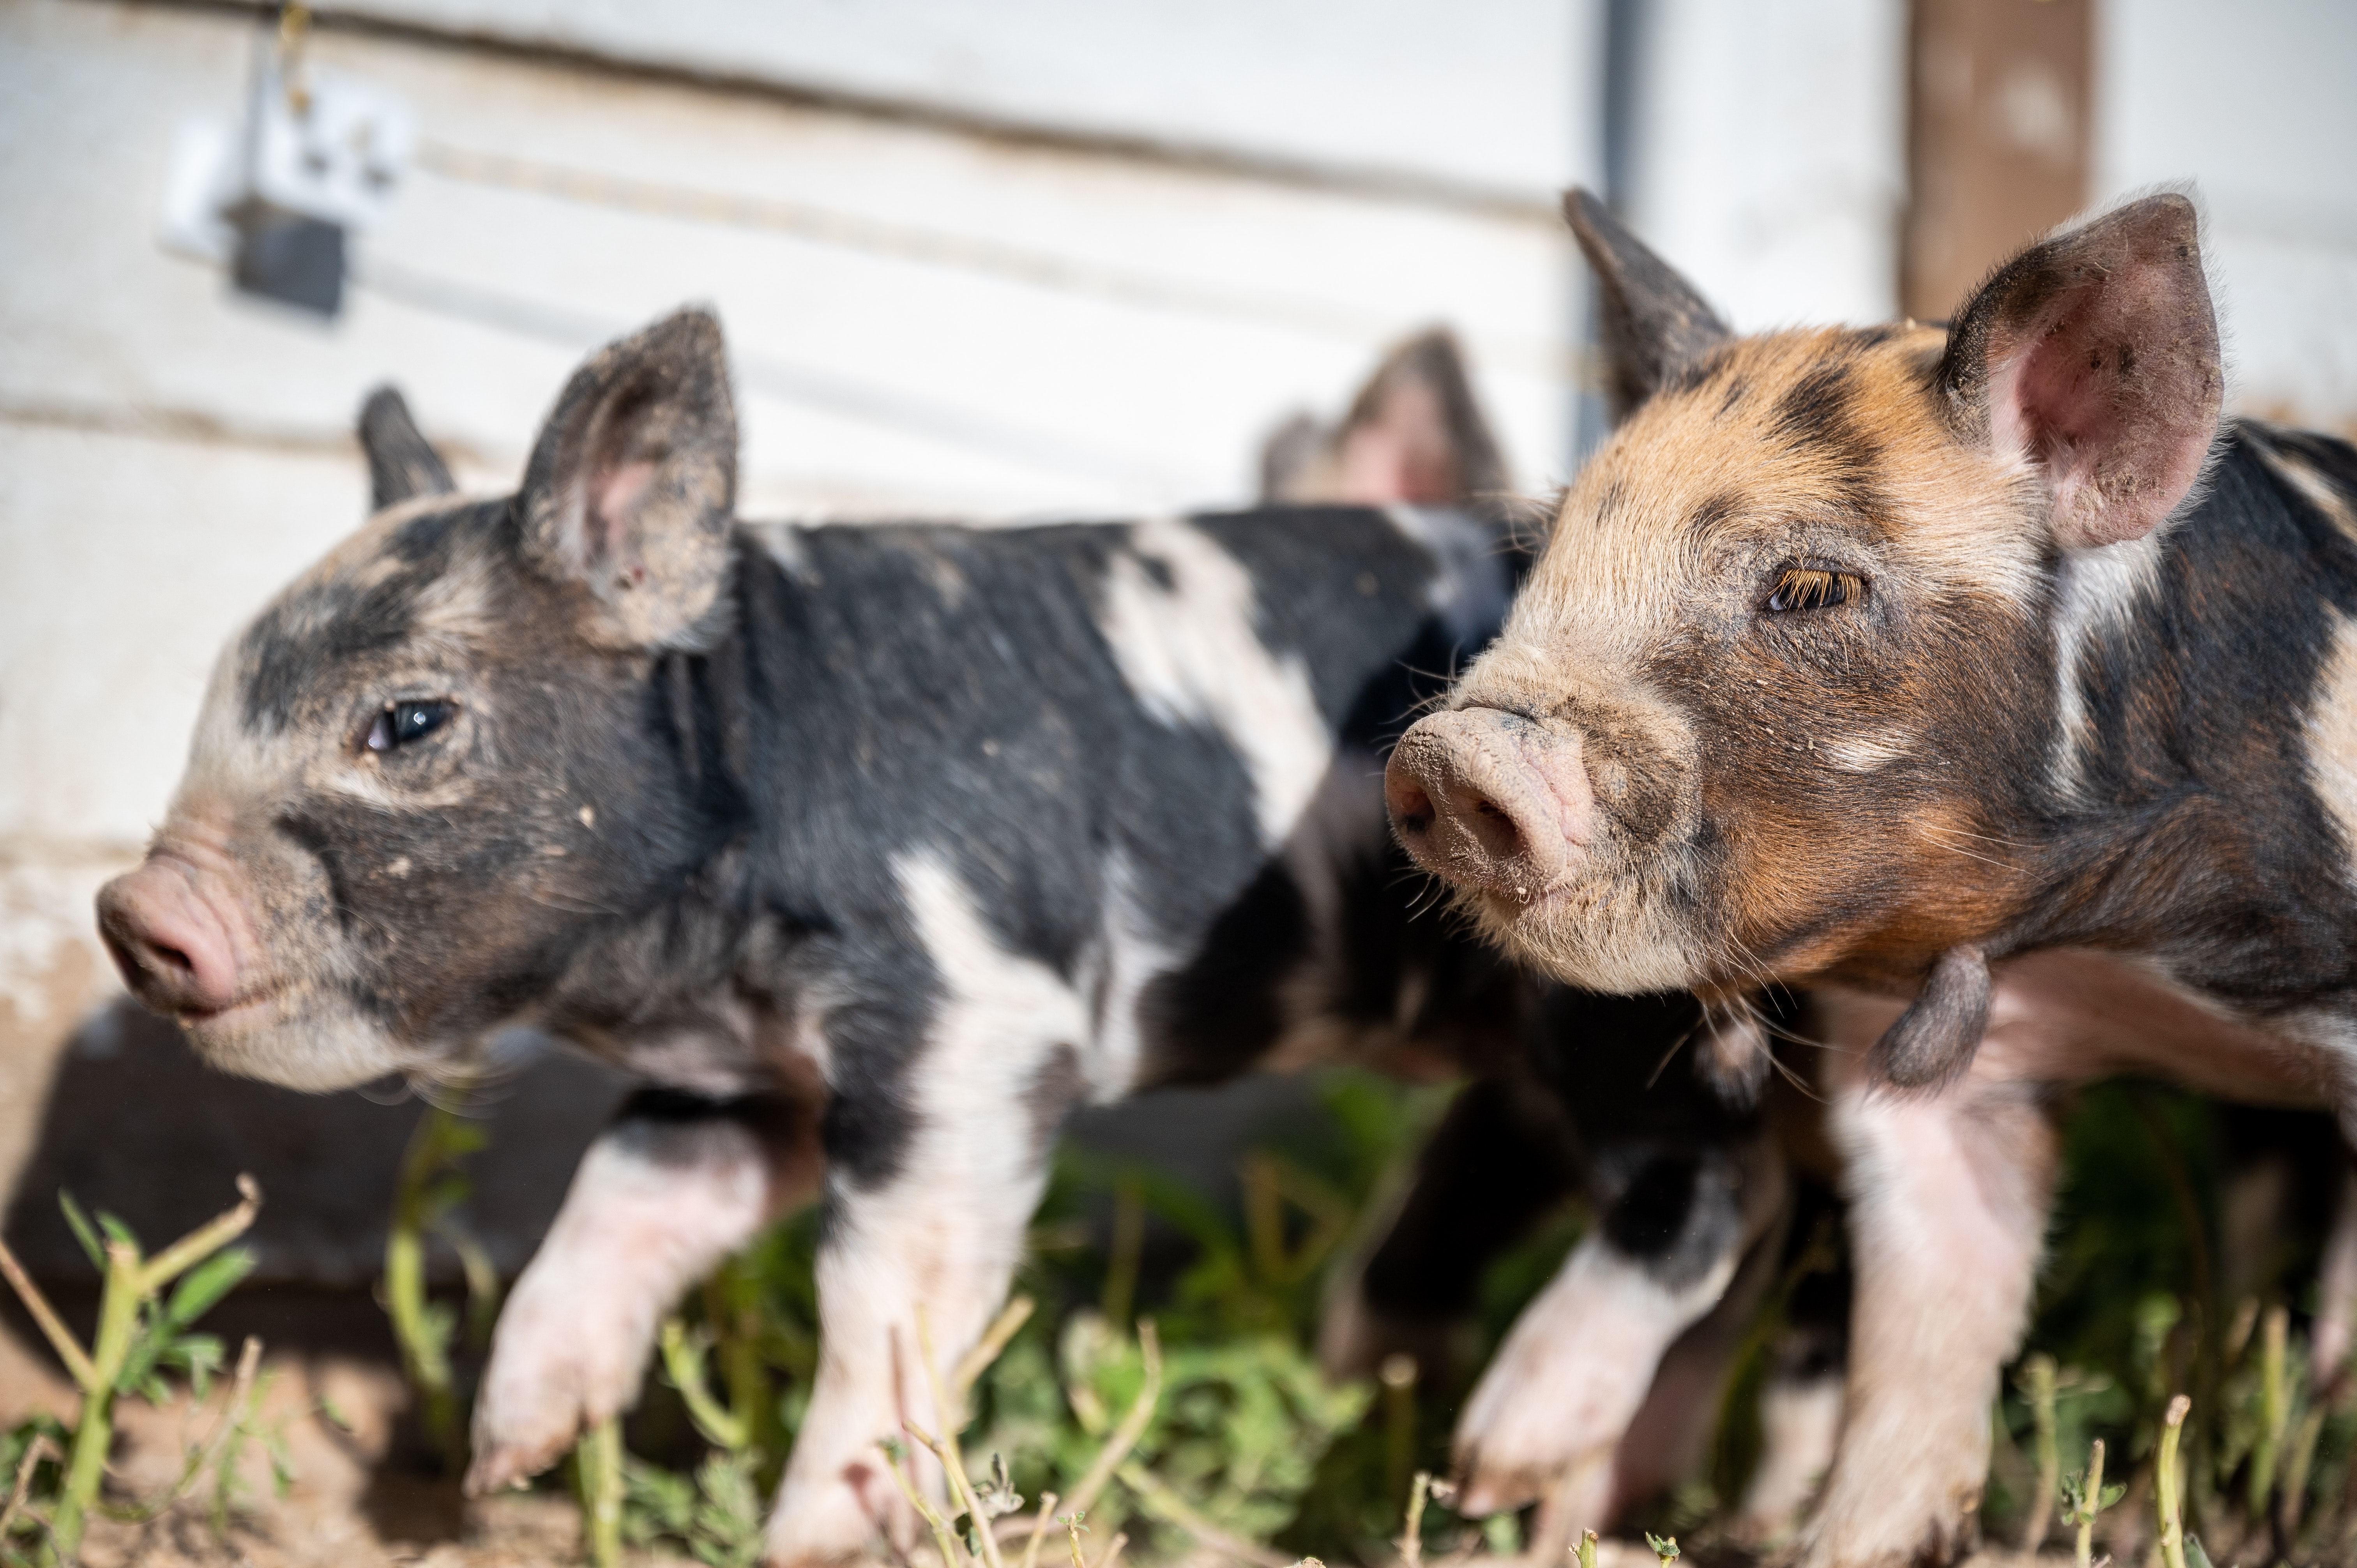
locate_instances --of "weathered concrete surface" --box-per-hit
[4,1008,632,1288]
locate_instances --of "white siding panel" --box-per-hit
[2096,0,2357,429]
[1624,0,1909,332]
[1,2,1580,525]
[330,0,1597,199]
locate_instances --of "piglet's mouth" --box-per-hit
[1383,706,1594,899]
[171,987,286,1030]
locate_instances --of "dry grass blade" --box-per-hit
[1062,1320,1162,1519]
[134,1333,267,1517]
[139,1174,261,1293]
[1398,1470,1431,1568]
[882,1435,968,1568]
[1091,1531,1128,1568]
[914,1306,1006,1568]
[0,1433,61,1540]
[953,1296,1037,1404]
[2020,1353,2059,1551]
[0,1232,96,1389]
[2157,1393,2191,1568]
[1117,1462,1290,1568]
[906,1419,1000,1568]
[1016,1490,1060,1568]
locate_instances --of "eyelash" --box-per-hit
[1765,567,1865,613]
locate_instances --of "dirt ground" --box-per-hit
[3,1344,2098,1568]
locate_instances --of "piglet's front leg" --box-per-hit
[466,1088,822,1495]
[1453,1141,1777,1530]
[1801,994,2057,1568]
[763,855,1088,1566]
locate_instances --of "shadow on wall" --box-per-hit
[2,1000,633,1294]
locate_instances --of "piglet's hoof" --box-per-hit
[463,1432,571,1498]
[464,1274,655,1496]
[464,1351,628,1497]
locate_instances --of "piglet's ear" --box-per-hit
[1335,327,1510,505]
[357,386,456,511]
[1260,328,1508,507]
[519,309,738,648]
[1935,195,2221,549]
[1562,189,1731,424]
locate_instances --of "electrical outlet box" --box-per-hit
[242,60,413,232]
[156,49,412,317]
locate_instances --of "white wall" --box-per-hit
[2096,0,2357,430]
[334,0,1598,202]
[0,0,1596,1204]
[1624,0,1910,330]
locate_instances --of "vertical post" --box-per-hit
[1902,0,2092,320]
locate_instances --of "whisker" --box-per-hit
[1645,1020,1700,1089]
[1764,1044,1827,1103]
[1912,826,2018,873]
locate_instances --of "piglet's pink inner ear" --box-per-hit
[1935,194,2222,550]
[520,310,739,648]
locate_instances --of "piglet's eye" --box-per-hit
[1765,567,1865,614]
[367,700,455,753]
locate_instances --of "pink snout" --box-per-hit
[1385,708,1593,899]
[95,853,252,1021]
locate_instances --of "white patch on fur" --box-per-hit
[892,849,1091,1144]
[1382,504,1512,648]
[1453,1233,1736,1515]
[2314,1169,2357,1381]
[1097,518,1332,844]
[2306,614,2357,871]
[1733,1374,1842,1545]
[746,522,813,579]
[2046,532,2164,802]
[770,851,1087,1563]
[470,1120,772,1493]
[1821,727,1917,773]
[1082,853,1183,1100]
[2258,436,2357,542]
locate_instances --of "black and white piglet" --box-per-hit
[96,313,1771,1560]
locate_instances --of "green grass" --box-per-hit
[0,1177,272,1564]
[13,1065,2354,1564]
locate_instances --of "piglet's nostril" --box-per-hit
[95,864,247,1020]
[1451,788,1527,862]
[1391,781,1436,833]
[1384,706,1591,894]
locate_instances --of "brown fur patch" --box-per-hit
[1456,322,2048,996]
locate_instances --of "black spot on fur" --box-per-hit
[1687,491,1744,537]
[1137,860,1313,1085]
[1603,1153,1700,1256]
[1767,364,1892,526]
[238,506,471,732]
[1359,1075,1579,1320]
[1770,364,1860,454]
[609,1088,798,1169]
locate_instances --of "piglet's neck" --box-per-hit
[1996,424,2357,998]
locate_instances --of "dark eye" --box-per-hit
[367,699,455,753]
[1765,567,1865,613]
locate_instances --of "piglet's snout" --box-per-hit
[96,853,252,1020]
[1385,708,1592,898]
